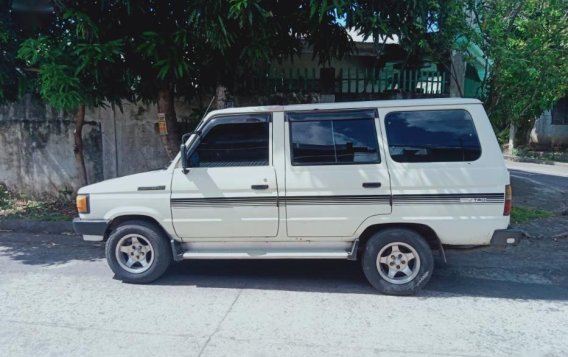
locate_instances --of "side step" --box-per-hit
[181,251,349,259]
[171,240,359,261]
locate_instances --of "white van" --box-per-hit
[73,98,522,295]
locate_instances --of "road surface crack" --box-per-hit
[197,287,245,356]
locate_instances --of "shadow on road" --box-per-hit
[155,254,568,301]
[0,233,105,265]
[2,232,567,301]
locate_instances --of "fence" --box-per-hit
[238,67,448,96]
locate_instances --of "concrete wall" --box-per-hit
[96,102,168,179]
[0,96,191,196]
[0,95,102,197]
[530,110,568,148]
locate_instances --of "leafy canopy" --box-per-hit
[467,0,568,130]
[17,8,128,111]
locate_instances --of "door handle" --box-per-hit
[251,184,269,190]
[362,182,381,188]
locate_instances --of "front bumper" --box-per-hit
[73,218,108,236]
[490,228,524,246]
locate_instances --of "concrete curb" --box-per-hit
[0,219,75,235]
[504,155,568,167]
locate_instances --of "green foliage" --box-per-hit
[467,0,568,136]
[512,148,568,163]
[8,1,475,109]
[15,0,469,105]
[16,9,127,111]
[137,30,192,80]
[0,186,74,221]
[346,0,470,57]
[0,184,9,209]
[0,2,31,104]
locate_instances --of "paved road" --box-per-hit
[506,160,568,216]
[507,161,568,190]
[1,232,568,356]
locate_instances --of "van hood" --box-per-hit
[78,170,171,194]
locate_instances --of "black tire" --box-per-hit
[361,228,433,296]
[105,220,172,284]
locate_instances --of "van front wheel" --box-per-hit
[362,228,433,295]
[105,220,172,284]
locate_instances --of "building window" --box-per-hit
[385,110,481,163]
[551,97,568,125]
[288,109,380,165]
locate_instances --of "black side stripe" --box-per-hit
[284,195,390,205]
[171,193,504,207]
[172,197,276,207]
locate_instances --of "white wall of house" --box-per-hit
[530,110,568,147]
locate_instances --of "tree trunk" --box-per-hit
[449,52,465,98]
[73,104,88,190]
[157,82,180,160]
[508,122,517,154]
[215,85,227,109]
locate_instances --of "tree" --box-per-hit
[343,0,471,93]
[0,0,31,104]
[16,0,471,168]
[17,8,128,189]
[467,0,568,149]
[38,1,355,161]
[75,0,355,159]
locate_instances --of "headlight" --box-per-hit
[76,194,90,214]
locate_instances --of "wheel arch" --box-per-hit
[357,223,441,257]
[104,215,170,241]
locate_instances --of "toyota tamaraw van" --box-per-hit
[73,98,522,295]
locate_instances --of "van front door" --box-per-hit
[171,113,278,238]
[284,109,392,237]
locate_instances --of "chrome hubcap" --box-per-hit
[376,242,420,284]
[115,234,154,274]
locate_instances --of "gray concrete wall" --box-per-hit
[530,110,568,148]
[0,96,201,196]
[96,102,169,179]
[0,95,102,197]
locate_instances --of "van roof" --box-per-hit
[207,97,482,118]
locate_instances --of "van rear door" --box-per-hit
[284,108,392,237]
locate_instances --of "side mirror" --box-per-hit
[180,132,193,174]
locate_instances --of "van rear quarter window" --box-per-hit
[385,109,481,163]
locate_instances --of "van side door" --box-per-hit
[170,113,278,238]
[284,109,392,237]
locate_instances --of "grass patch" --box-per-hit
[512,148,568,163]
[511,206,554,224]
[0,185,75,221]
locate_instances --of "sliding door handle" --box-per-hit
[362,182,381,188]
[251,184,269,190]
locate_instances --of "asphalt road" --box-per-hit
[1,231,568,356]
[506,160,568,216]
[507,161,568,190]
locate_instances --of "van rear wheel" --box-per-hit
[362,228,433,295]
[105,220,172,284]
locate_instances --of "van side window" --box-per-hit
[190,120,269,167]
[288,110,380,165]
[385,110,481,163]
